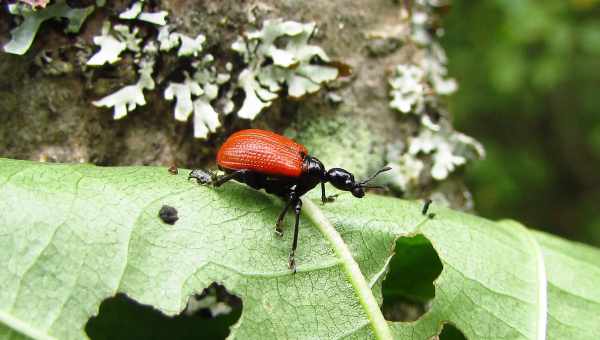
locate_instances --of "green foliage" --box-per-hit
[442,0,600,246]
[0,158,599,339]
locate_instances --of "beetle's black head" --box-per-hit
[326,166,392,198]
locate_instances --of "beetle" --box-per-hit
[189,129,390,272]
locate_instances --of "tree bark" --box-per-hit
[0,0,474,210]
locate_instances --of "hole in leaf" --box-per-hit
[381,234,443,321]
[86,283,242,340]
[438,323,467,340]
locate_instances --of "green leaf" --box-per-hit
[532,230,600,339]
[0,158,599,339]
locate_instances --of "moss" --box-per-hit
[287,107,386,178]
[366,37,402,57]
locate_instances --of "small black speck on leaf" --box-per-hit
[427,213,436,220]
[422,199,432,215]
[159,205,179,225]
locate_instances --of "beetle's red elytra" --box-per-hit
[189,129,391,272]
[217,129,307,177]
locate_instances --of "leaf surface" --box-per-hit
[0,158,598,339]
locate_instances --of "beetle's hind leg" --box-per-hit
[275,199,293,237]
[188,169,249,187]
[275,191,297,236]
[288,198,302,274]
[188,169,217,184]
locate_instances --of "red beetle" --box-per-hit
[189,129,390,271]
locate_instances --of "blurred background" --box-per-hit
[441,0,600,247]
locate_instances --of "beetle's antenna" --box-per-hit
[359,166,392,186]
[362,185,385,189]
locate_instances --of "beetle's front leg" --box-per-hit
[320,182,339,204]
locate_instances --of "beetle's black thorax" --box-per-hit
[296,155,325,196]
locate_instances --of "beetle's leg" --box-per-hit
[276,191,297,236]
[212,170,250,187]
[288,198,302,274]
[189,169,249,187]
[320,182,339,204]
[188,169,217,184]
[275,199,293,237]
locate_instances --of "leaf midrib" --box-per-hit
[301,198,393,340]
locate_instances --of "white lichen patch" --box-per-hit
[164,56,232,138]
[232,19,339,119]
[92,83,147,120]
[388,44,456,116]
[410,0,448,46]
[157,25,206,57]
[90,8,220,138]
[383,141,425,192]
[389,155,424,191]
[3,0,95,55]
[389,64,425,114]
[426,44,458,95]
[409,129,485,180]
[89,16,338,139]
[87,22,127,65]
[87,22,144,66]
[119,1,168,26]
[92,40,157,119]
[113,25,142,52]
[386,0,482,184]
[165,73,203,121]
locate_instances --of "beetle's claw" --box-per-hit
[188,169,214,185]
[322,194,339,204]
[288,252,296,273]
[274,227,283,237]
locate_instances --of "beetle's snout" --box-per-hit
[351,186,365,198]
